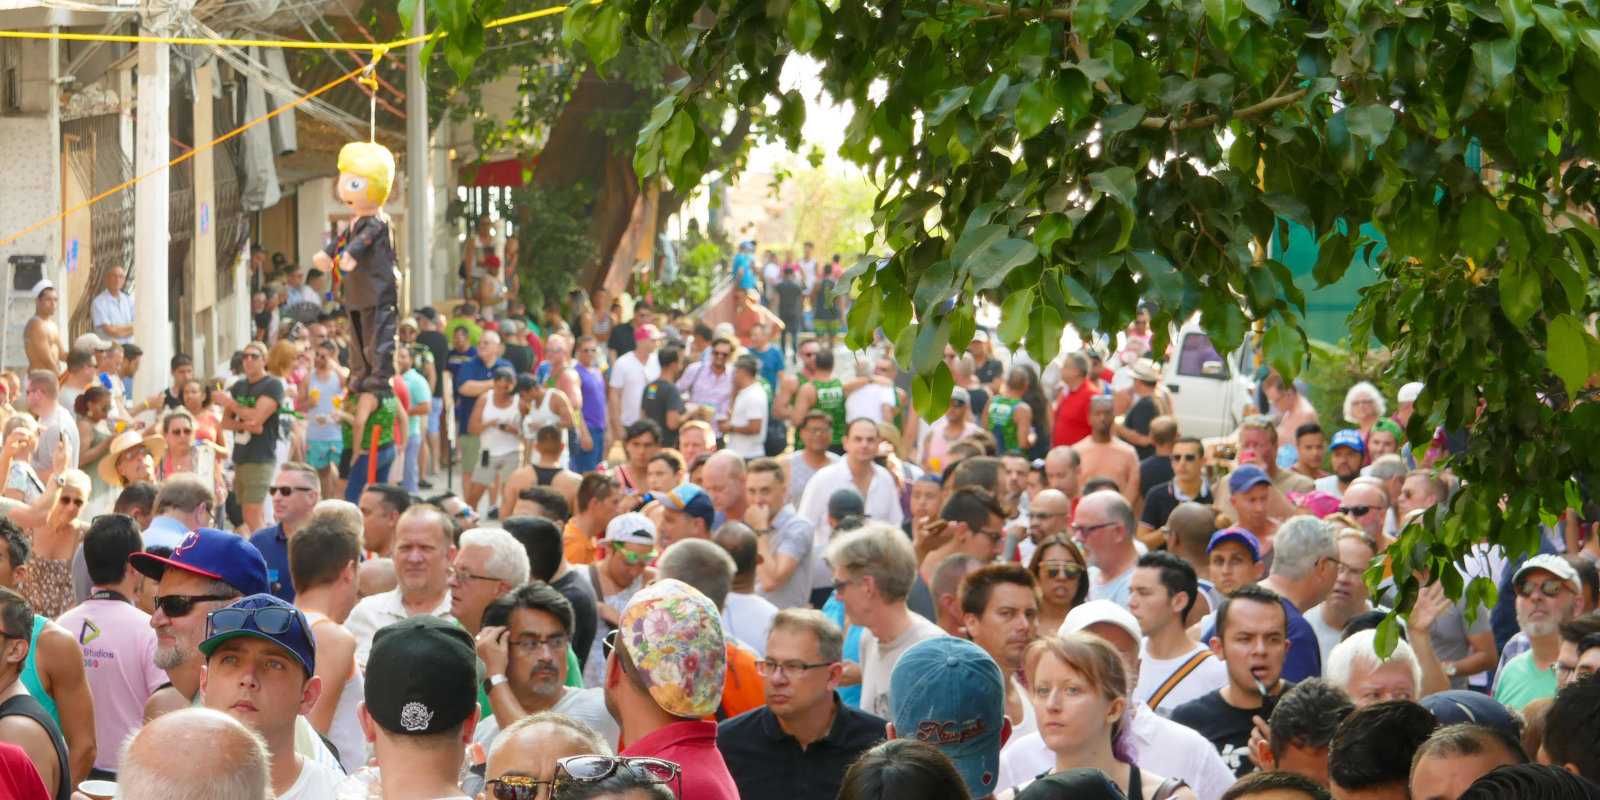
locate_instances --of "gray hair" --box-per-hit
[119,707,271,800]
[770,608,844,663]
[1368,454,1408,482]
[657,538,736,610]
[1270,515,1338,580]
[1325,627,1421,701]
[460,526,532,586]
[825,522,918,602]
[489,711,611,762]
[1064,350,1090,376]
[1343,381,1388,422]
[309,499,364,539]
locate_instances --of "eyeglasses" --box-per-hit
[1171,453,1201,462]
[754,659,836,677]
[1337,505,1378,516]
[602,628,619,661]
[1040,561,1085,580]
[207,604,305,640]
[1336,560,1369,577]
[609,543,656,565]
[487,775,554,800]
[268,485,315,497]
[1518,578,1573,599]
[510,633,570,655]
[451,569,503,584]
[155,594,237,619]
[241,351,264,360]
[556,755,681,792]
[1071,521,1119,537]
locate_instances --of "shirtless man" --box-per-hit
[1072,396,1140,506]
[541,333,584,413]
[23,281,63,372]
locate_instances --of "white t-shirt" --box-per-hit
[473,686,620,751]
[1134,643,1229,715]
[726,382,769,459]
[795,461,904,590]
[859,615,948,719]
[722,593,779,657]
[1313,474,1345,497]
[279,757,346,800]
[608,351,660,426]
[845,383,897,424]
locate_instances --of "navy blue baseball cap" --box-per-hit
[199,594,316,676]
[1330,428,1367,454]
[1228,464,1273,495]
[660,483,716,529]
[1207,526,1263,562]
[129,528,271,597]
[890,637,1007,797]
[1420,690,1522,738]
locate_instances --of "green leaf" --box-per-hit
[662,111,696,165]
[1033,214,1074,254]
[1547,314,1592,397]
[966,238,1040,290]
[949,305,977,354]
[1472,38,1517,95]
[1499,0,1533,44]
[845,288,880,350]
[1498,260,1542,328]
[1014,23,1053,77]
[914,362,957,423]
[1375,614,1400,659]
[1313,231,1355,286]
[1089,166,1138,208]
[1457,194,1501,265]
[1016,79,1060,139]
[913,314,952,375]
[952,224,1007,271]
[1132,250,1184,311]
[786,0,823,53]
[998,290,1034,347]
[1242,0,1278,23]
[1101,103,1145,137]
[1344,105,1396,147]
[927,87,973,127]
[1261,192,1312,229]
[1262,322,1306,382]
[580,3,626,69]
[1057,70,1093,130]
[399,0,419,32]
[1534,5,1574,53]
[1026,303,1065,368]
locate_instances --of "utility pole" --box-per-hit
[405,3,431,310]
[132,1,172,401]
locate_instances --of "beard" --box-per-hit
[526,661,563,698]
[154,642,188,670]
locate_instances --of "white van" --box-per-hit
[1161,318,1258,439]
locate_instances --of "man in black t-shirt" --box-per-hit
[1170,584,1295,778]
[609,303,651,362]
[1139,435,1213,541]
[640,344,687,448]
[218,340,285,532]
[415,308,451,393]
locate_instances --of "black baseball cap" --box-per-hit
[363,616,480,735]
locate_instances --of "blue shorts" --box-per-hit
[429,402,442,435]
[306,439,343,470]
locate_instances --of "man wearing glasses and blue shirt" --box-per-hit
[199,594,344,800]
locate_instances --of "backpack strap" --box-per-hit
[1146,649,1214,710]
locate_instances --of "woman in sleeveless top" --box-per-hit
[180,379,222,444]
[17,471,92,620]
[1001,633,1193,800]
[74,387,116,516]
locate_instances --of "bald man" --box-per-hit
[1016,489,1071,564]
[118,707,272,800]
[1072,397,1140,506]
[1166,501,1222,626]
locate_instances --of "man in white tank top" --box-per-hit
[290,517,367,773]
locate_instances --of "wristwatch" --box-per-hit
[484,673,509,692]
[1443,662,1458,678]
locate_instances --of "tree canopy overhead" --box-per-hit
[422,0,1600,643]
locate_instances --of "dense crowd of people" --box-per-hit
[0,247,1596,800]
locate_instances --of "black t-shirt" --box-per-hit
[1170,686,1291,778]
[504,344,535,376]
[813,278,839,320]
[608,321,636,358]
[230,375,284,464]
[776,279,806,320]
[1124,395,1159,460]
[975,358,1003,386]
[1140,454,1174,497]
[551,569,599,669]
[967,386,991,421]
[417,330,450,393]
[640,378,686,448]
[1140,479,1214,531]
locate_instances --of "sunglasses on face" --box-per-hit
[1171,453,1200,462]
[156,594,236,618]
[1518,578,1572,599]
[1337,505,1376,516]
[57,495,84,507]
[1040,562,1084,580]
[167,427,194,437]
[609,543,655,565]
[207,605,305,640]
[268,485,314,497]
[487,776,553,800]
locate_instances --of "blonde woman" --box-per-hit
[1003,633,1194,800]
[16,469,92,618]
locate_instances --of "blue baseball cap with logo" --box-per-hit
[1330,428,1367,455]
[1227,464,1273,495]
[889,637,1007,797]
[198,594,316,676]
[129,528,271,597]
[1207,527,1263,562]
[658,483,716,530]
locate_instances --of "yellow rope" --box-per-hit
[0,64,367,249]
[0,4,572,52]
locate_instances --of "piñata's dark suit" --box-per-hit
[325,215,398,395]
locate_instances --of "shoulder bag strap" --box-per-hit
[1146,649,1214,710]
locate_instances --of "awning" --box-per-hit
[468,157,538,187]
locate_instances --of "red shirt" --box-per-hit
[621,720,739,800]
[0,742,47,800]
[1052,380,1096,446]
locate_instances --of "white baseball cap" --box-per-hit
[1513,553,1580,594]
[31,279,54,299]
[604,512,657,547]
[1061,599,1142,645]
[1397,382,1425,404]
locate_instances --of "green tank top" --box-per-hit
[19,614,59,726]
[814,378,847,447]
[989,395,1022,454]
